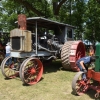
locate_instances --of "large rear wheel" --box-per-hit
[61,41,85,71]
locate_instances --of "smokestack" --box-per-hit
[18,14,27,30]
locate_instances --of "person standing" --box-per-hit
[5,42,11,65]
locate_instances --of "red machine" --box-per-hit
[72,43,100,99]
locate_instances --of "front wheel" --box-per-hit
[1,56,19,79]
[72,72,89,95]
[19,57,43,85]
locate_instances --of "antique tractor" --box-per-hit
[72,43,100,98]
[0,14,85,85]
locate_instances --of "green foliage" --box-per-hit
[71,0,86,40]
[84,0,100,44]
[56,0,86,40]
[0,0,100,44]
[0,0,53,32]
[0,0,22,32]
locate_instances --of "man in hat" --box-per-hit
[76,56,96,79]
[5,42,11,65]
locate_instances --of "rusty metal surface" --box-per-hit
[10,29,32,52]
[87,69,100,81]
[18,14,27,30]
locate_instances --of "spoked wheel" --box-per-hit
[19,57,43,85]
[72,72,89,95]
[0,51,5,64]
[1,56,19,79]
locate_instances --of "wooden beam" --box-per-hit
[54,0,68,15]
[14,0,45,16]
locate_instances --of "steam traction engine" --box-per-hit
[72,43,100,98]
[1,14,85,85]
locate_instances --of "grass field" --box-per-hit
[0,60,98,100]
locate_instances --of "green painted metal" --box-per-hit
[95,43,100,72]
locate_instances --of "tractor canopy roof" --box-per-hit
[15,16,75,30]
[15,15,75,39]
[26,17,75,29]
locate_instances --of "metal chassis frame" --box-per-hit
[11,51,52,58]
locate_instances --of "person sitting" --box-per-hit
[76,56,95,79]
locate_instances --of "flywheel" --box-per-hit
[61,41,85,71]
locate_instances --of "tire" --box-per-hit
[19,57,43,85]
[61,41,74,70]
[61,41,85,71]
[72,71,88,95]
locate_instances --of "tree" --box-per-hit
[0,0,23,32]
[84,0,100,45]
[12,0,53,17]
[68,0,86,40]
[1,0,97,43]
[0,0,52,32]
[0,0,68,32]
